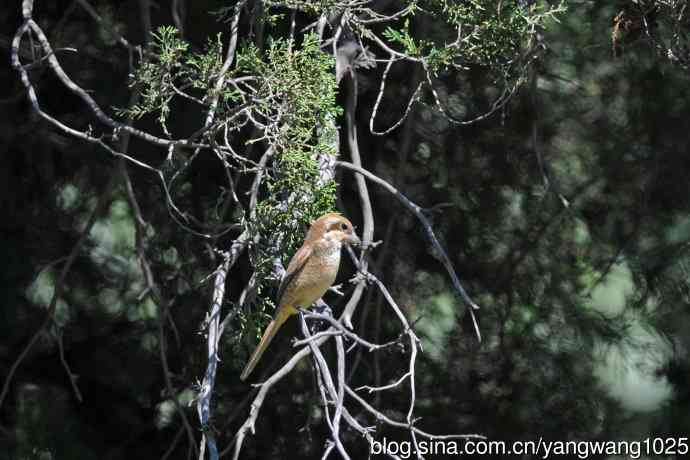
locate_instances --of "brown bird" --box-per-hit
[240,213,361,381]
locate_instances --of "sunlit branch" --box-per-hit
[336,160,482,341]
[369,56,424,136]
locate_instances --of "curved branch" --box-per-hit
[345,386,485,441]
[369,57,423,136]
[421,60,518,127]
[340,67,375,330]
[12,17,208,149]
[230,334,329,460]
[121,161,199,457]
[336,160,482,341]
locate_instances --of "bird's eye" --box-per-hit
[340,222,349,231]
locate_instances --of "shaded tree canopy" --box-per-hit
[1,0,689,459]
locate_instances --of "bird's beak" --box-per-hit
[347,233,362,247]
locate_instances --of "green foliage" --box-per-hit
[237,33,340,247]
[119,26,230,130]
[262,0,341,15]
[235,34,340,327]
[185,34,226,92]
[382,1,566,77]
[241,295,277,342]
[9,1,690,458]
[122,27,340,334]
[236,34,341,154]
[119,26,187,129]
[382,19,420,56]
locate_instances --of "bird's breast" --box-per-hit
[315,240,342,270]
[286,240,341,309]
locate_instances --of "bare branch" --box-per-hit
[117,2,199,451]
[340,66,375,330]
[55,326,83,403]
[299,315,350,460]
[121,160,199,456]
[203,0,246,129]
[230,335,328,460]
[345,386,485,441]
[421,60,518,127]
[12,17,208,149]
[299,310,403,351]
[198,233,249,460]
[336,160,482,341]
[355,372,410,394]
[369,57,423,136]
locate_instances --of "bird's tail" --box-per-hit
[240,307,292,381]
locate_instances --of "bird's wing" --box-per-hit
[275,242,312,309]
[241,243,312,381]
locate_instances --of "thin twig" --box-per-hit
[195,4,247,458]
[336,160,482,341]
[121,160,199,456]
[345,386,485,441]
[231,334,329,460]
[300,315,350,460]
[55,327,83,402]
[369,56,423,136]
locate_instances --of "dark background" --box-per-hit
[1,1,689,459]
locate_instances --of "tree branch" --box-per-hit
[336,160,482,341]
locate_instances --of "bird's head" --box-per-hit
[307,213,361,247]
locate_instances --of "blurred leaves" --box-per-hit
[3,1,690,459]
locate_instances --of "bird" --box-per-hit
[240,213,361,381]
